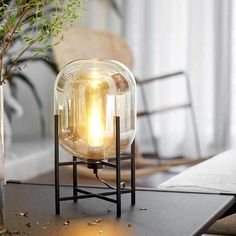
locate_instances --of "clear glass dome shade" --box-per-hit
[54,59,136,160]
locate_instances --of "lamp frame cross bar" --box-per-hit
[54,115,136,217]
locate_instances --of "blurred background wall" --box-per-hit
[10,0,236,160]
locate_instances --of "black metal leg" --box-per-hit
[73,156,78,203]
[140,84,159,161]
[54,115,60,215]
[116,116,121,218]
[131,139,136,205]
[185,74,202,158]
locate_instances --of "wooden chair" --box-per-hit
[52,27,203,180]
[53,27,133,70]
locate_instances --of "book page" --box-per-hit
[159,149,236,194]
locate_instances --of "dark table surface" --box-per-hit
[4,183,235,236]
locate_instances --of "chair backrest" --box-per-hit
[52,27,133,70]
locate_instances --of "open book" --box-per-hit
[159,149,236,194]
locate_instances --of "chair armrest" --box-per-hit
[137,103,191,117]
[136,71,186,85]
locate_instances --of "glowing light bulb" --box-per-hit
[87,71,104,148]
[88,107,103,146]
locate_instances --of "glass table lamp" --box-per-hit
[54,59,136,217]
[54,59,136,160]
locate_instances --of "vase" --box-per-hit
[0,85,5,234]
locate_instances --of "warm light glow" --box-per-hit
[88,106,104,146]
[57,219,136,236]
[90,70,100,80]
[88,71,104,147]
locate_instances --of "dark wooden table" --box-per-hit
[4,183,235,236]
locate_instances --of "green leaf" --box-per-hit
[9,14,16,26]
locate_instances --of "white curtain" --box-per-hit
[82,0,235,158]
[122,0,234,158]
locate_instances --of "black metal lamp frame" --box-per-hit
[54,115,135,217]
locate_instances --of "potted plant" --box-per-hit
[0,0,84,233]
